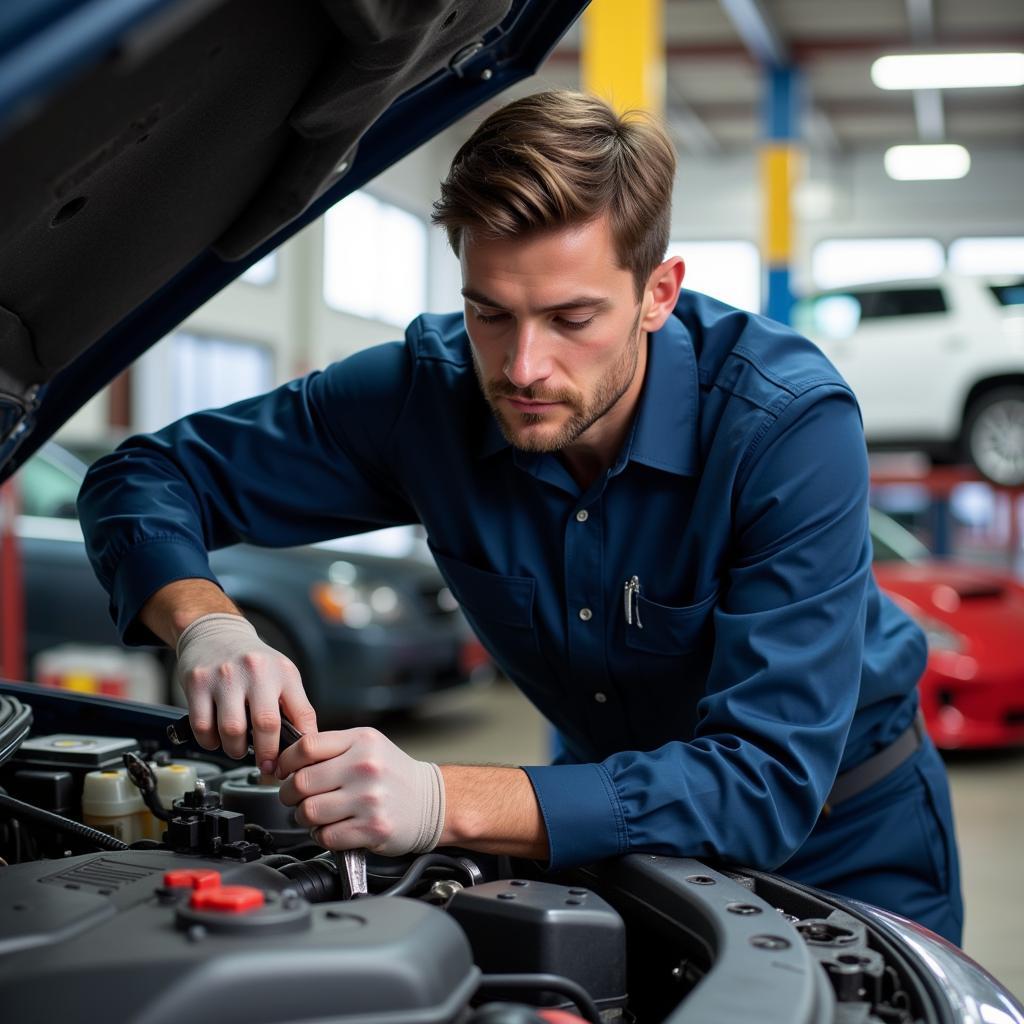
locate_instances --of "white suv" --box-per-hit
[793,273,1024,484]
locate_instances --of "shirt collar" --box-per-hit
[626,312,700,477]
[475,310,700,477]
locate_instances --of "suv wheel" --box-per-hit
[963,387,1024,486]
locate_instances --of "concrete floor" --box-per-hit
[390,679,1024,1002]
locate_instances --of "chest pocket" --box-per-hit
[428,547,538,656]
[625,587,718,655]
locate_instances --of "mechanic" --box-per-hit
[78,90,963,944]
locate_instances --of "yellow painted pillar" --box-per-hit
[582,0,665,116]
[760,66,802,324]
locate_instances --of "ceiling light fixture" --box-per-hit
[871,53,1024,90]
[884,144,971,181]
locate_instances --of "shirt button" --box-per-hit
[594,692,607,703]
[579,607,592,621]
[575,509,589,523]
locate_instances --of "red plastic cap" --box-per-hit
[163,869,222,891]
[190,885,266,913]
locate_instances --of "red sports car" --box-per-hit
[870,507,1024,749]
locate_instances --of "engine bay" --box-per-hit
[0,690,935,1024]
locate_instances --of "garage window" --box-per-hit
[812,238,945,289]
[948,236,1024,276]
[666,240,760,313]
[135,332,274,432]
[323,190,427,327]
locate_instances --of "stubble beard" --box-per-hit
[474,307,644,454]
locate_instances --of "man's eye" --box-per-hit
[474,310,509,324]
[556,316,595,330]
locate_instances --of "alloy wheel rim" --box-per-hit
[970,399,1024,485]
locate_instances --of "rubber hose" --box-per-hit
[476,975,601,1024]
[260,854,300,869]
[277,858,339,902]
[0,792,128,851]
[378,852,479,897]
[0,695,32,767]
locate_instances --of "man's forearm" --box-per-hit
[140,578,241,647]
[439,764,549,860]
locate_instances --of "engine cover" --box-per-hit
[0,849,478,1024]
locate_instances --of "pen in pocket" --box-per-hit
[623,575,643,628]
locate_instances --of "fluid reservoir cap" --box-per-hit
[164,868,222,891]
[190,885,265,913]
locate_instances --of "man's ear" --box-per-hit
[640,256,685,333]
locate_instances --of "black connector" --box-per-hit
[161,779,260,862]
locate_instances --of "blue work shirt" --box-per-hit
[79,290,926,873]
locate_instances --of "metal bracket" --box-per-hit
[449,41,485,78]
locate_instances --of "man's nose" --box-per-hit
[504,324,551,390]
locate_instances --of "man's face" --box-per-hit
[461,216,647,454]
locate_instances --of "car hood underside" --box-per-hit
[0,0,582,477]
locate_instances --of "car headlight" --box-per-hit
[310,562,406,628]
[910,612,965,655]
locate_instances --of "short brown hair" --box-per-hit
[432,90,676,299]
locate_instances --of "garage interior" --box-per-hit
[2,0,1023,1005]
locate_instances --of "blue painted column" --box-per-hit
[760,65,803,326]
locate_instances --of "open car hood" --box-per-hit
[0,0,588,481]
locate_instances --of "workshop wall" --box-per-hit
[53,119,1024,445]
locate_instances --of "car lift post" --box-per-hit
[0,478,25,681]
[870,463,1024,570]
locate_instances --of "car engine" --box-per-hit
[0,692,935,1024]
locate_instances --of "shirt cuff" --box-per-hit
[111,539,221,646]
[521,762,627,871]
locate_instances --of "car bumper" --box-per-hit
[919,665,1024,749]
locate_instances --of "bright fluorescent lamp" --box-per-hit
[884,144,971,181]
[871,53,1024,90]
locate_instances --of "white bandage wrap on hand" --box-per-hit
[407,760,447,855]
[175,612,262,662]
[341,738,447,856]
[279,728,446,857]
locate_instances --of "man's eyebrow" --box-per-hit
[461,288,611,314]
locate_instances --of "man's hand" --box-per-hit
[174,613,318,771]
[276,729,445,856]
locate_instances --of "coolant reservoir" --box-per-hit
[154,762,197,807]
[81,769,150,843]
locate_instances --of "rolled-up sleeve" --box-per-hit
[524,388,871,871]
[78,342,416,645]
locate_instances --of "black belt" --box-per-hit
[824,712,926,814]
